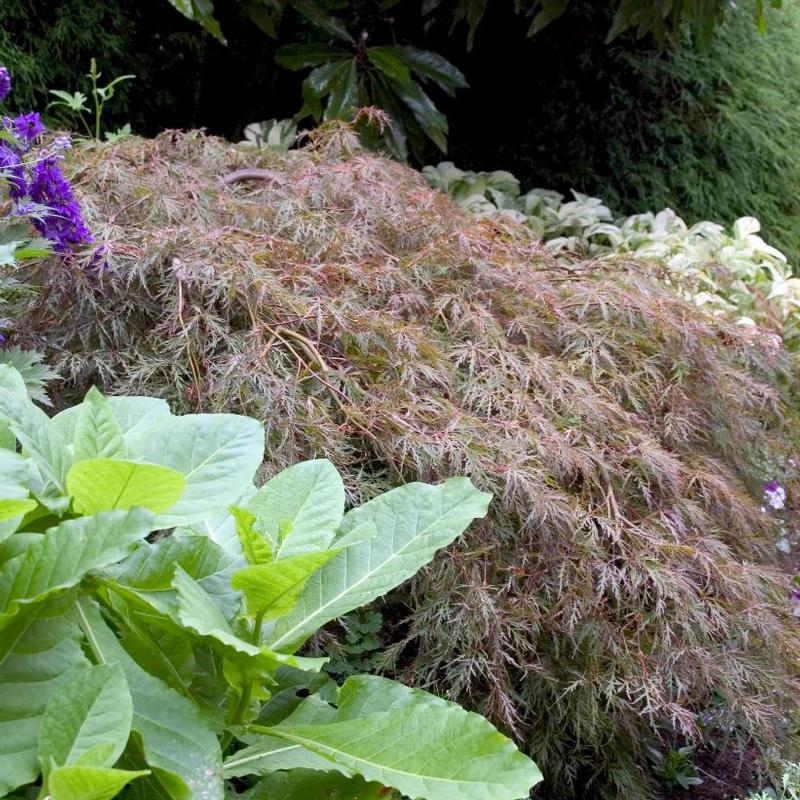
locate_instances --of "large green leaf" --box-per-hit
[394,46,468,95]
[266,478,491,651]
[0,448,35,500]
[388,77,448,152]
[76,598,224,800]
[288,0,354,42]
[52,396,172,448]
[71,388,126,462]
[232,507,272,565]
[367,47,411,86]
[276,43,350,70]
[266,675,542,800]
[0,598,88,795]
[324,59,359,121]
[231,550,336,621]
[126,413,264,526]
[105,533,241,619]
[0,509,154,626]
[223,735,339,778]
[247,459,345,557]
[0,387,69,498]
[245,768,386,799]
[48,765,149,800]
[38,664,132,774]
[66,458,186,515]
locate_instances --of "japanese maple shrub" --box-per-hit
[0,366,541,800]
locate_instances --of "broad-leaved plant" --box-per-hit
[0,367,542,800]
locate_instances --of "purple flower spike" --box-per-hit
[12,112,46,150]
[28,155,92,252]
[0,67,10,103]
[0,144,27,199]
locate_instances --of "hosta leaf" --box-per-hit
[267,676,542,800]
[72,388,126,461]
[0,509,154,627]
[247,459,345,557]
[126,413,264,526]
[266,478,491,651]
[0,598,88,795]
[231,550,336,621]
[245,768,386,799]
[76,598,224,800]
[38,663,132,772]
[48,766,149,800]
[66,459,186,515]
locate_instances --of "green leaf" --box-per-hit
[72,388,126,461]
[126,413,264,526]
[324,59,359,121]
[76,598,224,800]
[367,47,411,86]
[276,43,350,70]
[246,769,386,799]
[232,506,272,565]
[388,77,448,152]
[266,675,542,800]
[0,498,38,541]
[0,388,69,498]
[51,396,171,448]
[38,664,132,772]
[0,599,88,795]
[0,509,154,627]
[104,533,241,624]
[247,459,345,557]
[394,46,468,94]
[231,550,336,621]
[266,477,491,652]
[48,766,149,800]
[66,459,186,515]
[166,0,226,43]
[223,735,340,778]
[288,0,354,42]
[172,565,259,656]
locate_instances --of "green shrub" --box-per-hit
[558,2,800,264]
[0,368,541,800]
[13,129,800,799]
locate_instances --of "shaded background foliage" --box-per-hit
[3,0,800,258]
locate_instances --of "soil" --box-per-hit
[665,743,764,800]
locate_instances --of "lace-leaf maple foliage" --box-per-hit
[12,127,800,800]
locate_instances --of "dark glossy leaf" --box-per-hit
[288,0,354,42]
[276,43,350,70]
[324,59,359,121]
[394,46,468,95]
[367,47,411,86]
[386,76,448,152]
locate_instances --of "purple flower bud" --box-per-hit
[0,67,10,103]
[51,135,72,152]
